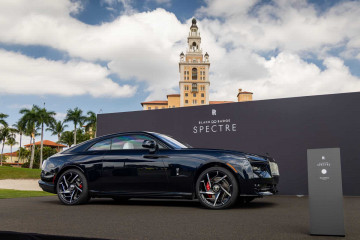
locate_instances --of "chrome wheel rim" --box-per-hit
[199,170,233,207]
[58,171,83,204]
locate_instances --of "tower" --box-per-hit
[179,18,210,107]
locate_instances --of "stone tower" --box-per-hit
[179,18,210,107]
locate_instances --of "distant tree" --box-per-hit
[12,120,26,166]
[85,111,97,138]
[0,126,15,166]
[65,108,86,146]
[19,105,39,169]
[59,131,74,148]
[0,113,8,127]
[5,137,18,163]
[47,120,68,142]
[37,106,56,169]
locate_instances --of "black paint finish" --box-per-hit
[97,92,360,195]
[39,132,279,201]
[308,148,345,236]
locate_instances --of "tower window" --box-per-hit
[148,107,151,110]
[185,93,188,97]
[185,100,188,104]
[201,93,204,97]
[193,99,197,104]
[192,42,197,50]
[193,93,196,97]
[192,68,197,80]
[201,100,204,104]
[192,83,198,92]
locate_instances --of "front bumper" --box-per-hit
[38,180,56,194]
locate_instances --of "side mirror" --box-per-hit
[142,140,157,153]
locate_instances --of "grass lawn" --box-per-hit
[0,189,54,199]
[0,166,41,179]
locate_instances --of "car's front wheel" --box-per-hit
[56,169,89,205]
[196,166,239,209]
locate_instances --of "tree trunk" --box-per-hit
[10,145,12,162]
[18,133,22,167]
[40,122,44,169]
[29,137,35,169]
[74,125,77,145]
[0,141,4,166]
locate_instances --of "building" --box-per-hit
[1,152,20,164]
[141,18,253,110]
[24,140,67,152]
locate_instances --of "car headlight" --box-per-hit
[41,160,47,170]
[269,162,279,176]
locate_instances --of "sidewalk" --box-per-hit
[0,179,42,191]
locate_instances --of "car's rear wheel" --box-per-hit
[56,169,89,205]
[196,166,239,209]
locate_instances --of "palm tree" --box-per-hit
[5,137,18,163]
[19,106,39,169]
[37,106,56,168]
[0,113,8,127]
[85,111,97,138]
[0,126,15,166]
[65,108,86,146]
[13,120,26,166]
[59,131,74,148]
[47,120,68,142]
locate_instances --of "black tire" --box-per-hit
[196,166,239,209]
[56,169,89,205]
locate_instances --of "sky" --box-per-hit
[0,0,360,153]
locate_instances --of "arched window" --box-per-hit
[192,68,197,80]
[192,42,197,50]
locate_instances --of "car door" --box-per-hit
[84,138,111,191]
[101,134,169,194]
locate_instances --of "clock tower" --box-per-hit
[179,18,210,107]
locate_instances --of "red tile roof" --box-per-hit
[24,140,67,148]
[3,152,18,157]
[141,101,168,106]
[167,94,180,98]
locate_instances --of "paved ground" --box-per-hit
[0,179,41,191]
[0,196,359,240]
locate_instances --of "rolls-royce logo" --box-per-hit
[212,109,216,116]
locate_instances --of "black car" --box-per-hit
[39,131,279,209]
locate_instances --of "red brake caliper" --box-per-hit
[79,184,83,189]
[206,182,211,198]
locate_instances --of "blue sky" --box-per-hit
[0,0,359,152]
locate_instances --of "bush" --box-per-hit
[21,146,57,169]
[21,161,39,169]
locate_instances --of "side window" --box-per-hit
[88,139,111,151]
[111,135,164,150]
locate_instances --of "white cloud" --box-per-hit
[197,0,360,54]
[0,50,136,98]
[0,0,359,102]
[54,112,67,121]
[8,104,33,109]
[210,52,360,101]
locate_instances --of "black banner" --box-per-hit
[98,92,360,195]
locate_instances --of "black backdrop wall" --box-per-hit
[97,92,360,195]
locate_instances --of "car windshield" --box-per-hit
[154,133,191,149]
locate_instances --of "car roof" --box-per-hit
[61,131,165,153]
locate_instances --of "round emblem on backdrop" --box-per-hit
[321,169,327,174]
